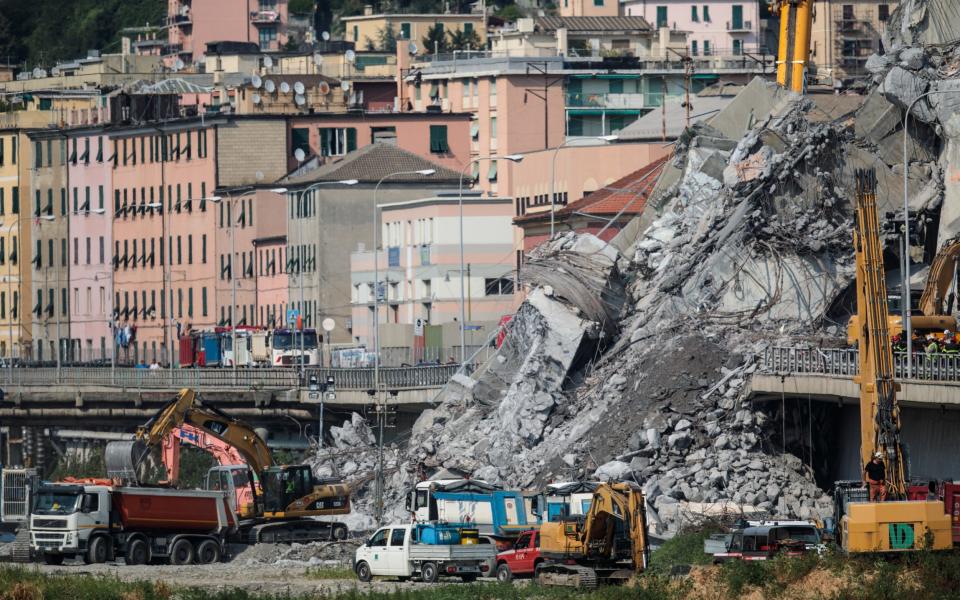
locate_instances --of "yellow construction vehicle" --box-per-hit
[536,482,648,588]
[770,1,813,93]
[838,169,951,552]
[106,388,351,543]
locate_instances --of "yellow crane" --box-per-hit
[840,169,951,552]
[770,1,814,93]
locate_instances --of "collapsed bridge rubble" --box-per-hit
[310,2,960,537]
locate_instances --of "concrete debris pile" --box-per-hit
[311,413,411,531]
[234,540,361,566]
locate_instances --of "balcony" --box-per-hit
[566,92,646,109]
[250,10,281,24]
[726,20,752,32]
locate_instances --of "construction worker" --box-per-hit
[891,333,905,353]
[925,334,940,354]
[944,331,959,355]
[864,452,887,502]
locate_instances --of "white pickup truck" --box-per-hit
[354,523,495,583]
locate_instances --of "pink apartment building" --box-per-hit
[622,1,763,55]
[251,188,288,328]
[168,0,290,64]
[111,123,218,364]
[66,129,113,361]
[349,190,519,350]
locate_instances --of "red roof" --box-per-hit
[514,155,670,225]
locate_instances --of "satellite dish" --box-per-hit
[252,93,262,105]
[318,81,331,95]
[279,81,291,94]
[340,80,351,92]
[251,74,262,88]
[313,53,323,67]
[295,94,306,106]
[264,79,276,93]
[322,317,336,332]
[322,31,330,41]
[345,49,356,63]
[408,41,418,56]
[173,59,185,72]
[31,68,41,79]
[294,148,306,162]
[263,55,273,69]
[51,67,60,76]
[294,81,305,95]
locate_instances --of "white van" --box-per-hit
[354,523,494,583]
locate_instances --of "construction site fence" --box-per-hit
[760,347,960,381]
[1,364,461,390]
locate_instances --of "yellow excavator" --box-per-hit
[536,482,648,588]
[838,169,951,552]
[770,1,813,93]
[106,388,351,543]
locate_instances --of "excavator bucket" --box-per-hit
[105,440,149,483]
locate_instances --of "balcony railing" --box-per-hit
[566,92,646,109]
[726,20,752,32]
[251,10,281,24]
[169,14,192,26]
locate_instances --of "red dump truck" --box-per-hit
[30,480,236,565]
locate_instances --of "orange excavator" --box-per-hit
[106,388,351,542]
[770,1,813,93]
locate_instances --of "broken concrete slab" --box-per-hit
[855,87,905,144]
[709,76,799,141]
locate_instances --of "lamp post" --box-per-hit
[456,155,523,364]
[372,168,435,526]
[902,91,954,373]
[4,221,18,377]
[549,135,619,239]
[280,180,357,380]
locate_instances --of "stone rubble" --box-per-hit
[307,2,960,540]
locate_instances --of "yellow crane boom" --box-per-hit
[771,0,813,93]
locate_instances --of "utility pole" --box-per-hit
[524,62,564,151]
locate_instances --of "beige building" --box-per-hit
[809,0,897,87]
[559,0,619,18]
[342,10,486,52]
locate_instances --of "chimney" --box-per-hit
[364,4,374,15]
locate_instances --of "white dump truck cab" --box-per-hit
[354,523,494,583]
[31,484,111,565]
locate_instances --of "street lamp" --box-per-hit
[372,168,434,526]
[281,180,357,376]
[456,155,523,364]
[549,135,619,238]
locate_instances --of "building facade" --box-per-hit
[622,1,764,56]
[167,0,291,65]
[341,12,486,51]
[0,123,30,360]
[809,0,897,87]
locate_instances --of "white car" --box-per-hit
[354,524,494,583]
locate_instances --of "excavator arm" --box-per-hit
[770,1,813,93]
[918,237,960,317]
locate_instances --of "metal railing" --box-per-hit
[3,364,460,390]
[760,346,960,382]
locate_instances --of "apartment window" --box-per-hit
[703,5,710,22]
[879,4,890,21]
[99,236,104,264]
[83,138,90,164]
[60,188,66,215]
[656,6,668,28]
[703,40,711,55]
[484,278,514,296]
[62,287,67,316]
[731,4,744,29]
[34,141,41,168]
[188,287,194,318]
[353,25,359,41]
[400,22,411,39]
[11,187,18,214]
[292,127,310,158]
[488,159,498,182]
[318,127,357,156]
[188,234,193,264]
[96,136,103,162]
[85,237,91,265]
[72,188,78,214]
[177,288,183,319]
[691,5,698,22]
[490,117,497,141]
[0,189,4,215]
[259,26,278,47]
[0,138,4,166]
[202,287,208,317]
[202,234,207,263]
[177,235,182,265]
[429,125,449,153]
[593,0,603,5]
[83,186,90,212]
[73,237,78,265]
[733,39,743,55]
[691,40,699,56]
[10,137,15,165]
[98,185,104,210]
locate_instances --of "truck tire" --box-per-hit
[196,540,221,564]
[355,561,372,582]
[84,536,108,564]
[169,539,194,566]
[332,524,349,540]
[126,539,149,566]
[420,562,439,584]
[496,563,513,583]
[43,554,64,566]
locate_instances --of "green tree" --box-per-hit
[289,0,315,15]
[377,25,398,52]
[422,23,449,54]
[495,4,524,21]
[447,28,482,51]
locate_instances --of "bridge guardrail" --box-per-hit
[760,347,960,382]
[3,365,460,391]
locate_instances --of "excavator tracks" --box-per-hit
[246,520,349,544]
[536,563,598,588]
